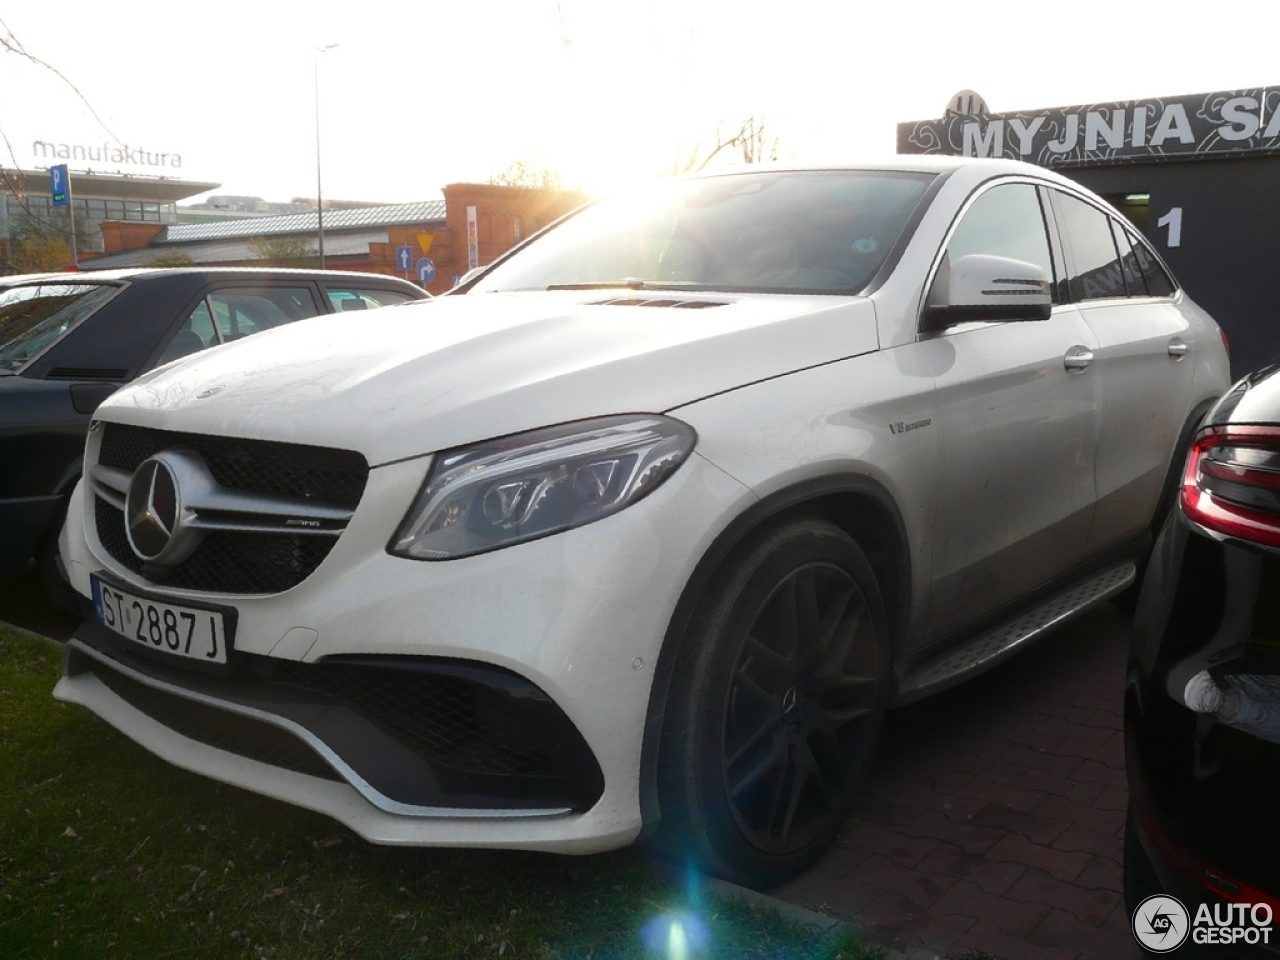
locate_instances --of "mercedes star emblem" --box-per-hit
[125,457,181,561]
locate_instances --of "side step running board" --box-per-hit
[893,560,1136,706]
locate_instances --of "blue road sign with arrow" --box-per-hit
[50,164,69,206]
[396,245,414,271]
[417,257,436,285]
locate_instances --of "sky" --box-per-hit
[2,1,1279,205]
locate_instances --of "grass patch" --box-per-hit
[0,627,881,959]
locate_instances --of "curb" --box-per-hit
[0,618,65,647]
[700,878,942,960]
[633,852,938,959]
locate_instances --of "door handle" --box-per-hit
[1064,346,1094,372]
[1168,338,1189,358]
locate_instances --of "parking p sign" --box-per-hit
[50,164,70,206]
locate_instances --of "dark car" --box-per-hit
[0,267,427,598]
[1126,363,1280,954]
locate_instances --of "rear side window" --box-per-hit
[210,287,317,340]
[1124,228,1176,297]
[0,283,118,373]
[325,286,418,312]
[1114,228,1149,296]
[1054,193,1128,302]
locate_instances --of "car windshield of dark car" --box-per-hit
[0,283,118,373]
[469,171,933,296]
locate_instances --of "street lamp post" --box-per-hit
[314,43,339,269]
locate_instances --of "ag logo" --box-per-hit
[1132,894,1190,952]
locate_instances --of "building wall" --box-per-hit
[335,184,587,294]
[90,182,589,295]
[100,222,167,253]
[431,183,588,293]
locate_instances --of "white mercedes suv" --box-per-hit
[55,158,1229,886]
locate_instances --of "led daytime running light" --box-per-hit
[390,415,696,560]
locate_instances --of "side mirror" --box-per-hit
[922,254,1052,332]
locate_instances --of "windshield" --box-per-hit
[0,282,119,373]
[471,170,933,296]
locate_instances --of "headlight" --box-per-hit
[389,415,697,560]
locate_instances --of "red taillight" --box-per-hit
[1133,796,1280,911]
[1221,328,1231,358]
[1181,425,1280,548]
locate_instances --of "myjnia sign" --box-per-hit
[898,88,1280,167]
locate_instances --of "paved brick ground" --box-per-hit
[773,602,1143,960]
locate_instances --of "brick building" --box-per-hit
[81,183,589,296]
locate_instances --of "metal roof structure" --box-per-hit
[159,200,446,243]
[1,168,219,204]
[81,229,393,270]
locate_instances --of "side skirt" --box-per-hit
[893,559,1135,706]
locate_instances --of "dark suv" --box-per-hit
[1126,363,1280,953]
[0,267,427,596]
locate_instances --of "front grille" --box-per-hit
[96,499,338,593]
[88,658,341,782]
[99,423,367,506]
[94,423,368,594]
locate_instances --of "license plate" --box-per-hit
[92,575,230,665]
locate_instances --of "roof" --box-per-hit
[1,168,219,204]
[80,229,392,271]
[157,200,446,243]
[1,266,422,285]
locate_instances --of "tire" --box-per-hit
[1124,803,1163,918]
[37,514,86,618]
[656,518,890,887]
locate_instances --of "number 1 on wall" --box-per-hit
[1156,207,1182,248]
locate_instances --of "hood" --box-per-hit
[101,291,878,465]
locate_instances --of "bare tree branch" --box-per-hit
[0,17,121,143]
[0,17,126,257]
[489,159,565,189]
[672,116,780,175]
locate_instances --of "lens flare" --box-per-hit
[640,910,711,957]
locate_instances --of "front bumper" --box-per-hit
[56,449,753,851]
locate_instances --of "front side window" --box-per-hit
[155,300,216,366]
[1054,193,1128,302]
[470,171,934,295]
[154,286,318,367]
[928,182,1056,307]
[0,283,118,373]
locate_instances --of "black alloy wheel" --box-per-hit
[657,519,889,887]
